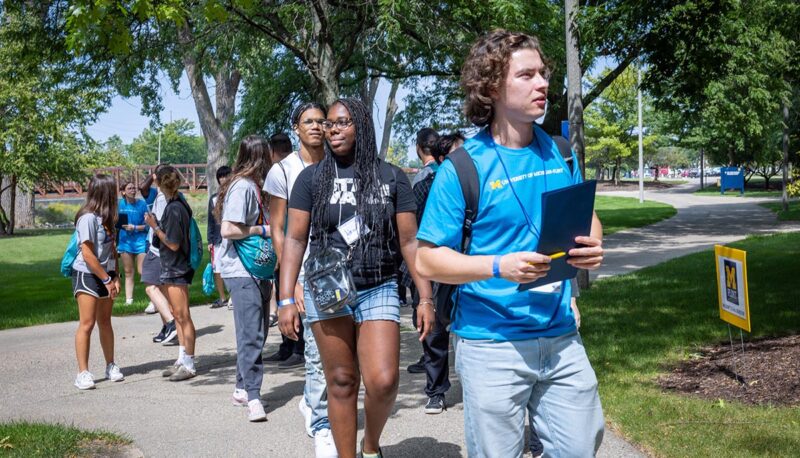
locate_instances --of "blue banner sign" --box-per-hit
[561,120,569,139]
[720,167,745,195]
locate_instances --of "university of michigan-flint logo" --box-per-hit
[724,259,739,305]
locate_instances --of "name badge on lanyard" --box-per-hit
[337,214,370,246]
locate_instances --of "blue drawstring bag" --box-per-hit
[60,231,79,277]
[202,263,215,296]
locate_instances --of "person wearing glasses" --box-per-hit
[264,103,338,457]
[278,98,435,458]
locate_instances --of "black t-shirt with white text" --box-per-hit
[290,159,416,289]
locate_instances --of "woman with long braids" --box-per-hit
[214,135,273,422]
[71,174,124,390]
[279,98,435,457]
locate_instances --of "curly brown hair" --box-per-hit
[461,30,550,127]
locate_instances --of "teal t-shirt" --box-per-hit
[417,125,581,341]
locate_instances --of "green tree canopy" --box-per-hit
[0,1,110,233]
[127,119,206,165]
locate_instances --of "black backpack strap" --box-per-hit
[552,135,574,175]
[444,147,479,254]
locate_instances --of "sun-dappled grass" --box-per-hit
[594,196,676,235]
[581,232,800,456]
[759,201,800,221]
[0,224,218,330]
[0,421,129,457]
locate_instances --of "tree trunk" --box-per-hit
[362,75,380,117]
[0,175,10,234]
[177,23,238,196]
[782,100,790,211]
[565,0,589,289]
[614,157,621,186]
[379,79,400,160]
[14,187,34,229]
[9,175,17,235]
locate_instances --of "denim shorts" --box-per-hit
[304,279,400,324]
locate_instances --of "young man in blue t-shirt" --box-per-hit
[417,30,605,457]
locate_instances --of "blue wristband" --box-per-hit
[492,255,502,278]
[260,225,267,238]
[278,298,295,308]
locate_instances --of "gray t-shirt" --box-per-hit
[148,191,167,256]
[72,213,116,274]
[411,161,436,187]
[264,151,311,279]
[219,178,262,279]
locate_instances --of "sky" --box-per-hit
[86,73,417,159]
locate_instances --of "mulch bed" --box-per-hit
[658,335,800,406]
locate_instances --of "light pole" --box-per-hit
[638,64,644,203]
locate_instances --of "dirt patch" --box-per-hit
[75,440,143,458]
[658,335,800,406]
[596,180,681,191]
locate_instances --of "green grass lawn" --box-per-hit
[0,224,218,330]
[0,421,129,457]
[595,196,677,235]
[759,201,800,221]
[581,232,800,457]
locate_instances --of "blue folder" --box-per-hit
[518,180,597,291]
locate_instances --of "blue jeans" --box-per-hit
[455,331,604,458]
[304,279,400,324]
[302,312,330,434]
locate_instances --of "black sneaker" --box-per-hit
[268,313,278,328]
[425,394,446,414]
[161,320,178,345]
[406,355,425,374]
[278,353,305,368]
[153,324,168,343]
[264,350,291,362]
[210,299,226,309]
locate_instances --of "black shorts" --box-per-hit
[72,271,117,298]
[162,269,195,286]
[141,251,162,285]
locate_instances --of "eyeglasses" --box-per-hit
[321,119,354,131]
[300,119,326,127]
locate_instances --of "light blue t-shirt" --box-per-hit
[417,125,582,341]
[118,198,148,254]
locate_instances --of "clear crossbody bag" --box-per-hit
[303,245,357,313]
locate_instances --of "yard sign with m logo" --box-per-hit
[714,245,751,332]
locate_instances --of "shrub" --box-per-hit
[35,202,81,226]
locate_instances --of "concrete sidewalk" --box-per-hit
[1,182,796,457]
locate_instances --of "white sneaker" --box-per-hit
[247,399,267,422]
[313,428,338,458]
[144,302,156,314]
[105,363,124,382]
[74,371,95,390]
[227,297,234,310]
[125,298,134,306]
[232,388,248,407]
[298,397,313,437]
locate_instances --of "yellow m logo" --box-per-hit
[490,180,503,190]
[725,265,737,290]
